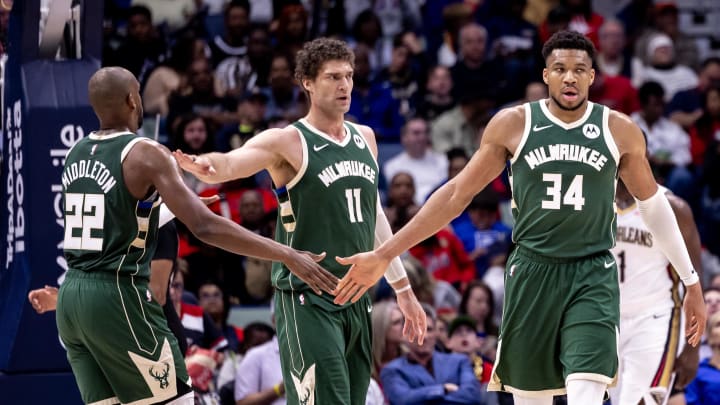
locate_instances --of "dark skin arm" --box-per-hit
[125,140,338,296]
[667,193,703,388]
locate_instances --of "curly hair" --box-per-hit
[541,30,596,62]
[294,38,355,84]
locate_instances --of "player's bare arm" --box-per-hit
[129,140,338,295]
[173,126,302,186]
[667,193,702,387]
[334,106,522,304]
[611,112,706,347]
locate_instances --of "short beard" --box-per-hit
[550,95,586,111]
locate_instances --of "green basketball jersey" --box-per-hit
[272,119,378,297]
[62,132,160,278]
[509,101,619,257]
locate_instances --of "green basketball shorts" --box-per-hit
[56,270,190,404]
[488,246,620,396]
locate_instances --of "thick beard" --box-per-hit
[550,95,586,111]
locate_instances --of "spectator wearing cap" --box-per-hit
[631,32,698,102]
[380,305,484,405]
[445,315,494,386]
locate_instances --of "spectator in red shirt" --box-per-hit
[409,228,475,289]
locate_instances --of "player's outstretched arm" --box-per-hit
[131,141,338,296]
[173,127,290,184]
[334,108,517,304]
[668,193,703,386]
[614,112,706,347]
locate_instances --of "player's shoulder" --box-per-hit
[607,108,637,131]
[484,104,525,139]
[492,104,525,124]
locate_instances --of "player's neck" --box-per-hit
[545,98,588,123]
[304,111,346,141]
[97,119,132,134]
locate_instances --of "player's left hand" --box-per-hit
[683,282,706,347]
[333,251,389,305]
[28,285,59,314]
[674,345,700,388]
[396,289,427,345]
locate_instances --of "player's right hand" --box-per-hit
[28,285,59,314]
[172,150,216,176]
[285,251,339,296]
[683,282,706,347]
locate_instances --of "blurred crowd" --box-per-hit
[4,0,720,404]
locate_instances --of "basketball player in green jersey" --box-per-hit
[333,30,707,405]
[174,38,427,405]
[57,67,338,405]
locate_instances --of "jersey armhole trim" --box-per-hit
[509,103,532,165]
[286,126,309,190]
[602,106,621,166]
[120,137,152,163]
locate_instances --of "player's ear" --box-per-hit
[542,68,549,85]
[126,92,136,110]
[589,68,595,86]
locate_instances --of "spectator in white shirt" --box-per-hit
[384,118,448,204]
[234,335,285,405]
[631,33,698,102]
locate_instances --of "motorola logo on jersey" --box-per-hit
[353,134,366,149]
[583,123,600,139]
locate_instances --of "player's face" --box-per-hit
[305,60,353,114]
[543,49,595,112]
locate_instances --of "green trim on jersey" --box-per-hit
[272,120,379,302]
[509,101,619,257]
[62,133,160,278]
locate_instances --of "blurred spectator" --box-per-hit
[699,288,720,361]
[143,34,209,117]
[689,84,720,167]
[402,257,462,314]
[596,18,632,79]
[105,5,166,86]
[209,0,250,67]
[631,81,693,199]
[351,9,387,74]
[415,65,455,122]
[631,33,698,102]
[409,225,475,290]
[634,2,700,72]
[170,270,228,352]
[384,172,420,233]
[561,0,604,48]
[0,0,12,56]
[372,301,406,379]
[616,0,654,49]
[384,118,448,204]
[445,315,494,386]
[435,2,474,67]
[685,312,720,405]
[198,280,242,352]
[172,113,217,193]
[431,87,493,156]
[667,57,720,130]
[374,34,423,119]
[504,81,548,108]
[451,23,506,106]
[372,0,422,59]
[484,0,542,104]
[167,58,238,131]
[245,23,273,89]
[238,189,274,304]
[538,5,571,44]
[458,281,500,348]
[262,53,305,121]
[700,141,720,257]
[234,333,285,405]
[589,65,640,115]
[453,192,512,277]
[380,304,483,405]
[274,5,308,64]
[347,44,404,141]
[215,92,269,152]
[132,0,197,30]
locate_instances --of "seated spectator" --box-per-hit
[238,189,275,304]
[198,280,242,352]
[383,118,448,204]
[403,257,462,315]
[699,288,720,361]
[380,304,483,405]
[453,191,512,277]
[171,113,217,193]
[667,57,720,130]
[632,33,698,102]
[214,91,269,152]
[170,270,228,352]
[445,315,494,385]
[688,85,720,167]
[450,23,507,106]
[596,18,632,79]
[409,222,475,289]
[700,141,720,257]
[374,34,423,119]
[262,53,306,122]
[458,281,500,356]
[415,65,455,122]
[631,81,694,200]
[431,86,495,156]
[685,311,720,405]
[372,301,406,379]
[589,65,640,115]
[234,329,285,405]
[274,5,308,65]
[633,3,700,72]
[384,173,420,233]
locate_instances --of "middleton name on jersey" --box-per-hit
[616,225,653,248]
[523,143,610,172]
[61,159,118,194]
[317,160,377,187]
